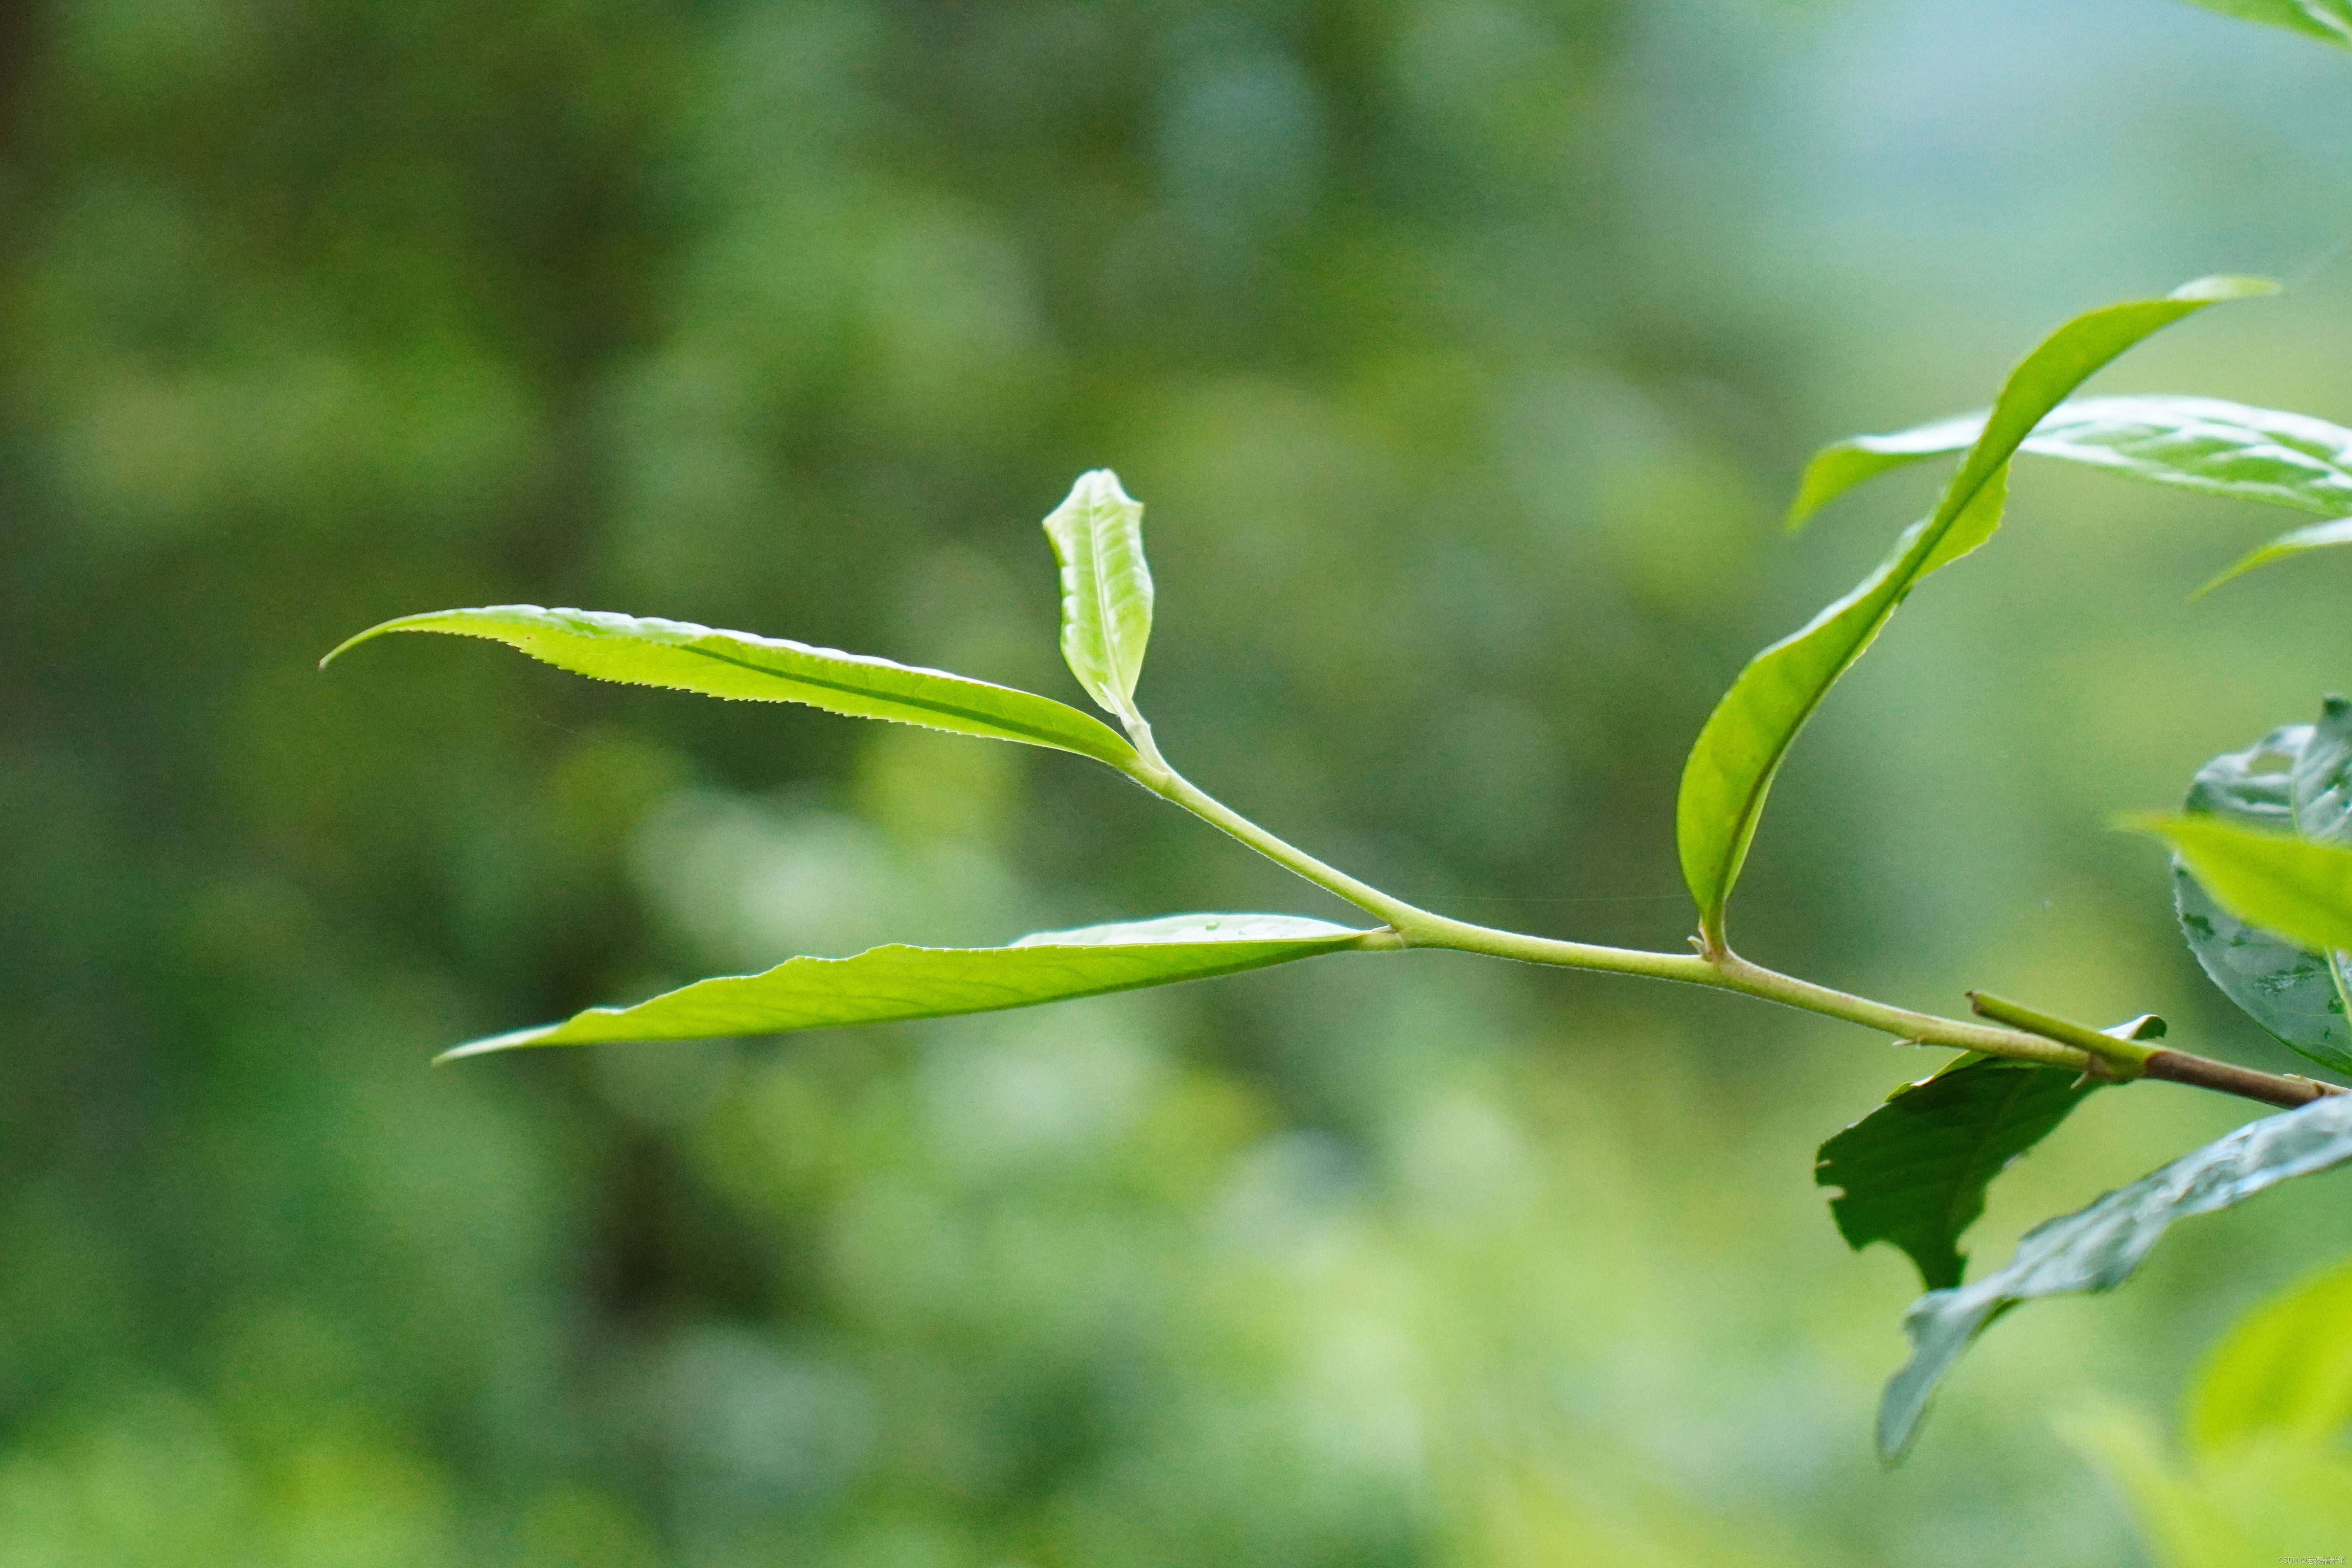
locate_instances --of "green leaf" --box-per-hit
[2200,515,2352,594]
[440,913,1377,1058]
[2137,813,2352,957]
[2174,0,2352,49]
[1878,1090,2352,1462]
[1815,1032,2153,1291]
[1680,278,2273,947]
[323,604,1140,770]
[2184,1255,2352,1454]
[2171,701,2352,1074]
[1788,395,2352,530]
[1042,469,1154,723]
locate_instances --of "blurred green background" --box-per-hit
[5,0,2352,1562]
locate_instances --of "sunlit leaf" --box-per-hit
[1877,1091,2352,1462]
[2184,1255,2352,1454]
[1787,394,2352,529]
[323,604,1140,769]
[2137,814,2352,958]
[1042,469,1154,724]
[1814,1027,2155,1290]
[2176,0,2352,49]
[1680,278,2274,947]
[441,913,1380,1058]
[2171,701,2352,1074]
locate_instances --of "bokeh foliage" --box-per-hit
[5,0,2352,1563]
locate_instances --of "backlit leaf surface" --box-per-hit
[1041,470,1154,723]
[442,914,1376,1058]
[1788,395,2352,529]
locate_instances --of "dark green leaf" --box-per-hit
[323,604,1140,769]
[1788,394,2352,530]
[2171,701,2352,1074]
[1042,469,1154,724]
[1816,1047,2130,1291]
[2175,0,2352,49]
[1878,1090,2352,1462]
[441,914,1379,1058]
[1680,278,2272,948]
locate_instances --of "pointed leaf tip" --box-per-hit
[433,913,1373,1057]
[2169,274,2281,303]
[1042,470,1154,724]
[312,604,1139,768]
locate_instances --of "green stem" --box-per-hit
[1133,756,2337,1104]
[1967,991,2158,1079]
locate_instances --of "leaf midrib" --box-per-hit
[551,628,1113,753]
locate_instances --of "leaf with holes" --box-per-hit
[1878,1091,2352,1462]
[441,914,1381,1058]
[323,604,1140,769]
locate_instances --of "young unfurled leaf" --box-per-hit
[1042,470,1154,725]
[1878,1090,2352,1462]
[2169,701,2352,1074]
[2138,814,2352,958]
[1679,278,2273,949]
[1815,1041,2141,1291]
[2176,0,2352,49]
[440,914,1380,1058]
[323,605,1140,769]
[1787,395,2352,530]
[2183,1255,2352,1454]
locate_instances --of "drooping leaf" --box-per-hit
[1679,278,2273,947]
[2171,701,2352,1074]
[1788,394,2352,529]
[1878,1090,2352,1462]
[440,913,1379,1058]
[1815,1025,2158,1290]
[1041,470,1154,724]
[2184,1255,2352,1454]
[2138,814,2352,958]
[2175,0,2352,49]
[323,605,1140,769]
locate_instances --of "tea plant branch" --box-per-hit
[1129,749,2334,1106]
